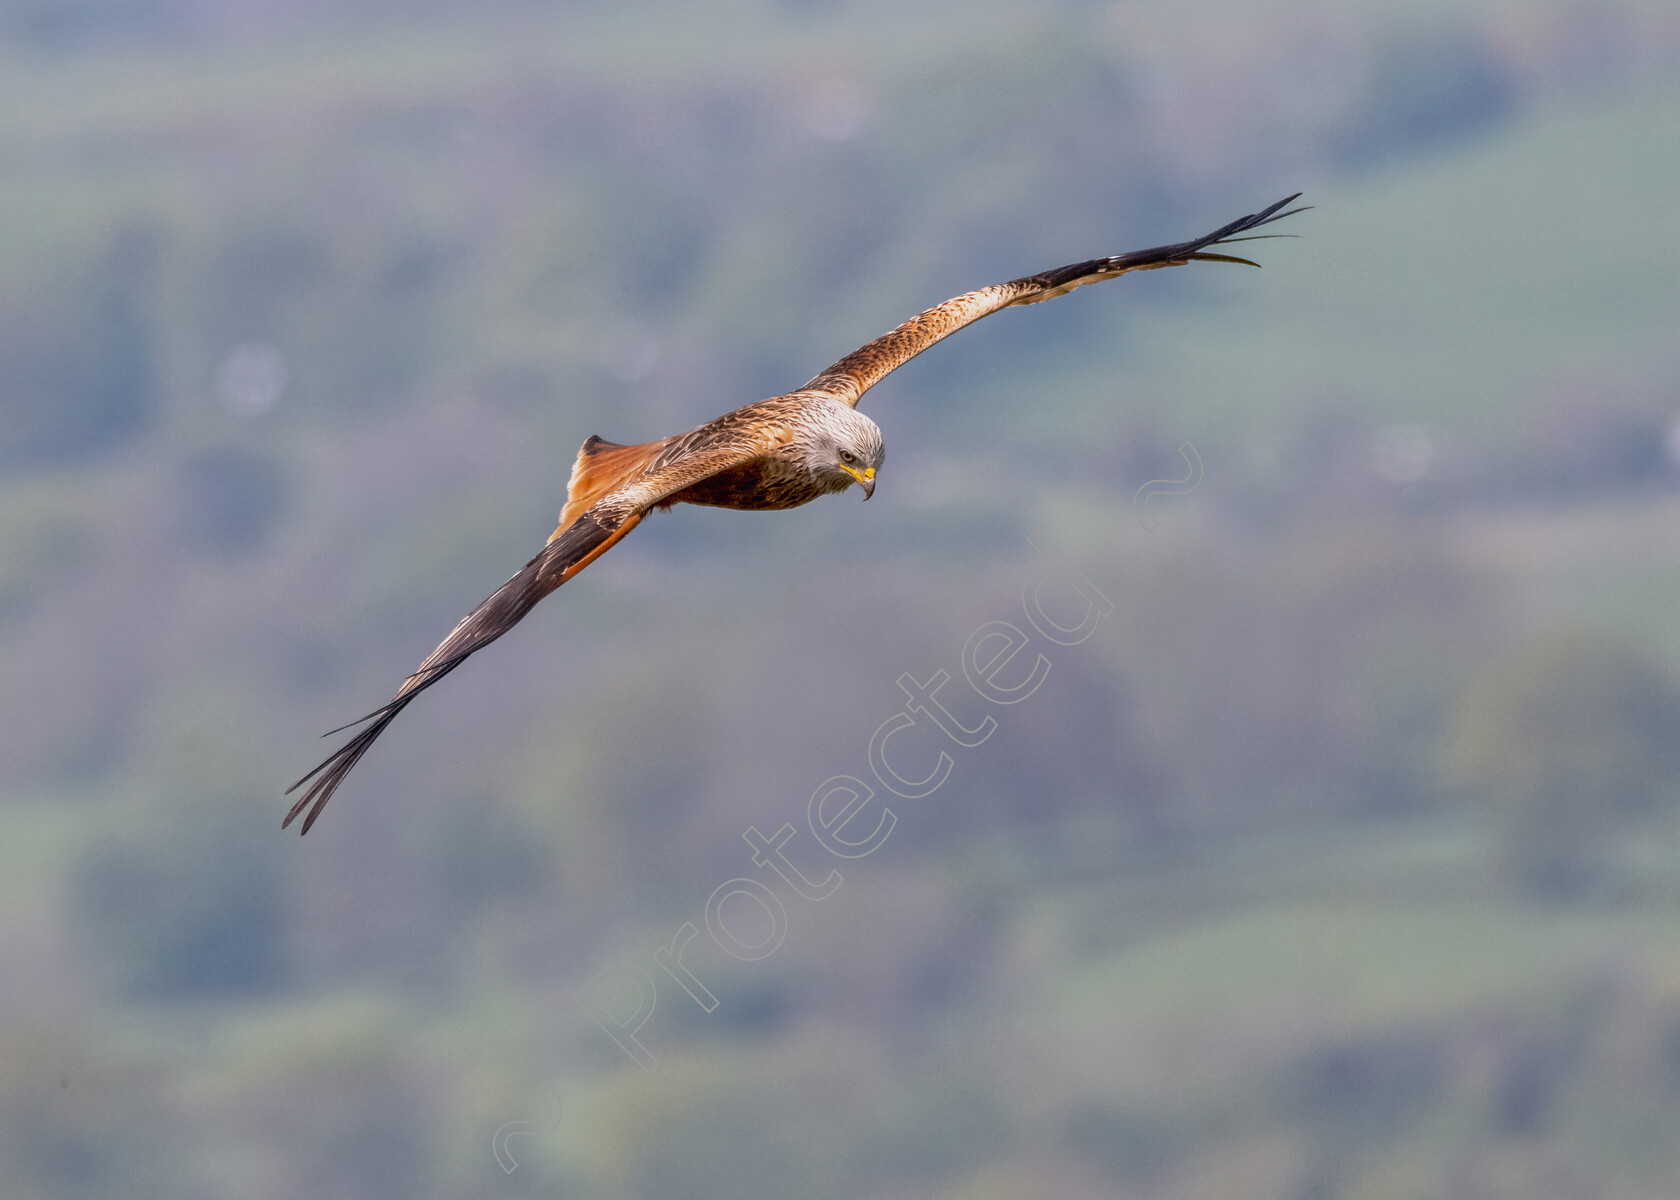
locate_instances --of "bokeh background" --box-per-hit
[3,0,1680,1196]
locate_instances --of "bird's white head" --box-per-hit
[805,400,885,499]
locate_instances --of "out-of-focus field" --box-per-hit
[2,2,1680,1197]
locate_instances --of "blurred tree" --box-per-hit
[1281,1029,1447,1148]
[1491,390,1673,501]
[1,0,186,47]
[0,485,93,625]
[1332,24,1517,168]
[1062,1099,1185,1185]
[74,794,289,1000]
[0,226,159,470]
[212,224,325,327]
[1442,630,1680,899]
[420,794,551,933]
[73,684,290,1000]
[173,446,290,561]
[1113,513,1476,836]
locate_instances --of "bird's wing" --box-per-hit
[553,435,672,537]
[283,430,786,834]
[801,194,1305,408]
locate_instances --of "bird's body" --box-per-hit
[657,432,854,511]
[285,195,1304,833]
[643,395,882,516]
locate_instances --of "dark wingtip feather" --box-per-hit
[281,511,629,835]
[1043,192,1307,286]
[282,706,404,833]
[1185,252,1263,268]
[282,658,473,834]
[1200,194,1307,247]
[315,658,461,739]
[319,702,398,740]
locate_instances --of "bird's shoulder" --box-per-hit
[652,395,826,468]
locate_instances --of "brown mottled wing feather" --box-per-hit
[802,194,1306,408]
[284,431,785,834]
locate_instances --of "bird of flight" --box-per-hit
[284,194,1305,833]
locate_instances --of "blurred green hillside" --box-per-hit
[3,1,1680,1198]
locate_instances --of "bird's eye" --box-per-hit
[839,450,857,465]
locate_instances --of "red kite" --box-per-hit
[285,194,1303,832]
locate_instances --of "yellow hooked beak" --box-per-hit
[844,464,876,499]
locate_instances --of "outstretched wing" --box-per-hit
[283,431,785,834]
[801,194,1305,408]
